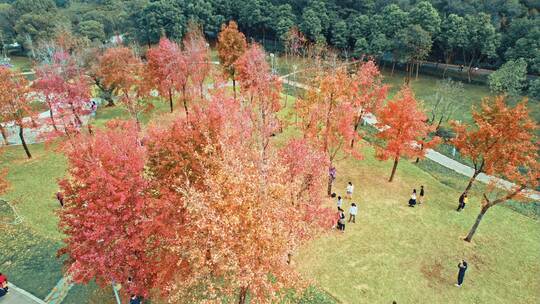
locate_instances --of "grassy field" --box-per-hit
[1,77,539,303]
[7,55,33,72]
[295,144,540,303]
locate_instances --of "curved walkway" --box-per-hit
[0,283,46,304]
[281,77,540,201]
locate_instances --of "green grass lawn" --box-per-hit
[1,80,539,303]
[294,144,540,303]
[0,200,64,299]
[8,55,33,72]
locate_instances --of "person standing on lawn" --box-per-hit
[456,260,468,287]
[408,189,417,207]
[337,208,346,232]
[457,193,468,211]
[418,185,425,204]
[337,196,343,209]
[346,181,354,199]
[348,203,357,223]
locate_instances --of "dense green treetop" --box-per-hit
[1,0,538,74]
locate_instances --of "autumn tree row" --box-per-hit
[57,47,335,302]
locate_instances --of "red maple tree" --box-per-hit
[376,86,439,182]
[58,120,155,297]
[146,37,186,113]
[34,51,91,137]
[183,23,211,99]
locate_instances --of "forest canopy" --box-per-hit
[0,0,539,73]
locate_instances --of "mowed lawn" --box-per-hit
[1,87,539,303]
[295,145,540,303]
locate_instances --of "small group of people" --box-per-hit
[408,185,425,207]
[335,182,358,232]
[0,273,8,298]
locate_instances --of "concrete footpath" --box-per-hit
[0,283,46,304]
[282,77,540,201]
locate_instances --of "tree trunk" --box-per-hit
[182,87,189,117]
[461,170,480,198]
[200,83,204,99]
[47,104,58,131]
[391,61,395,76]
[232,77,237,101]
[168,89,174,113]
[389,157,399,182]
[0,124,8,145]
[238,286,248,304]
[350,113,363,148]
[416,60,420,79]
[464,204,490,242]
[18,125,32,159]
[327,174,333,196]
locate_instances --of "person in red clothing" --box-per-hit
[0,272,8,294]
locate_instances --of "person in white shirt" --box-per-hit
[337,196,343,208]
[408,189,417,207]
[348,203,358,223]
[346,181,354,199]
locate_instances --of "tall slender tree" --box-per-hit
[463,159,539,242]
[350,60,388,148]
[146,37,186,113]
[0,67,34,158]
[217,21,247,100]
[183,22,211,99]
[98,47,151,128]
[452,96,537,199]
[297,67,361,195]
[376,86,439,182]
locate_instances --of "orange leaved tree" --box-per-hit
[98,47,151,128]
[297,67,361,195]
[350,60,388,148]
[0,67,33,158]
[376,86,439,182]
[464,156,539,242]
[452,96,537,199]
[217,21,247,100]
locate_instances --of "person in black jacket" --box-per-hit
[455,260,468,287]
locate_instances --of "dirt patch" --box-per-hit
[421,260,447,288]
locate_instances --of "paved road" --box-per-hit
[282,78,540,201]
[0,283,45,304]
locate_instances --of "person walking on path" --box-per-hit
[337,196,343,209]
[408,189,417,207]
[457,193,468,211]
[418,186,425,204]
[455,260,468,287]
[346,182,354,199]
[348,203,357,223]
